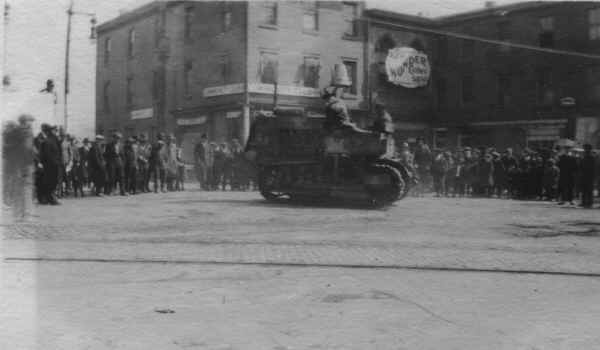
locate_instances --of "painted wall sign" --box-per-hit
[130,108,153,120]
[226,111,242,119]
[385,47,431,88]
[176,115,207,126]
[248,83,320,97]
[203,83,244,97]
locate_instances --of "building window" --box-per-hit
[302,2,319,32]
[184,7,193,40]
[222,6,232,32]
[104,37,111,65]
[303,56,320,88]
[536,68,553,105]
[262,2,277,26]
[128,29,135,58]
[497,74,511,108]
[103,81,111,113]
[461,76,474,104]
[437,78,446,110]
[184,61,193,96]
[343,60,357,95]
[496,21,510,41]
[437,37,447,63]
[259,51,278,84]
[126,76,134,108]
[219,55,230,83]
[342,2,358,37]
[589,8,600,40]
[539,16,554,47]
[586,67,600,102]
[461,39,474,60]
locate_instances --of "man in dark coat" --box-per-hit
[149,133,167,193]
[104,132,126,196]
[88,135,106,196]
[557,147,578,205]
[579,144,597,208]
[193,134,210,190]
[39,124,62,205]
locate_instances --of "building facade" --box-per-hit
[433,1,600,150]
[97,1,600,156]
[96,1,366,162]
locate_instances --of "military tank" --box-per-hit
[244,107,411,207]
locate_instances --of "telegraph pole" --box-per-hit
[63,0,96,133]
[64,0,73,131]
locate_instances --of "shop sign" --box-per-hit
[226,111,242,119]
[248,83,320,97]
[203,83,244,97]
[131,108,153,120]
[385,47,430,88]
[177,115,207,126]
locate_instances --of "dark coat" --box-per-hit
[104,142,124,168]
[557,154,578,185]
[88,143,105,171]
[580,153,596,184]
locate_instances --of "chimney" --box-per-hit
[485,1,495,8]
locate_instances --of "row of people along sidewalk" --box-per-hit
[402,138,599,208]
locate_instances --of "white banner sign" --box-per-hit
[203,83,244,97]
[131,108,153,120]
[248,83,320,97]
[226,111,242,119]
[385,47,431,88]
[177,116,207,126]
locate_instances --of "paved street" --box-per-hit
[2,190,600,349]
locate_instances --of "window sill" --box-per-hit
[342,34,360,41]
[302,29,319,36]
[259,24,278,30]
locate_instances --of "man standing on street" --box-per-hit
[580,144,596,208]
[104,132,126,196]
[193,134,209,190]
[39,124,62,205]
[149,133,167,193]
[557,146,578,205]
[137,134,151,192]
[88,135,106,196]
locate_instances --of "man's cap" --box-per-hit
[169,134,176,140]
[41,123,51,131]
[157,140,165,145]
[138,134,147,140]
[18,114,35,123]
[95,135,105,141]
[112,131,122,138]
[83,138,90,143]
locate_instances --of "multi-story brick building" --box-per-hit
[433,1,600,150]
[97,1,600,156]
[96,1,367,161]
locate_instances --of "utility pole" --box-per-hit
[63,0,96,133]
[64,0,73,131]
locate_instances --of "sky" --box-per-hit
[0,0,566,137]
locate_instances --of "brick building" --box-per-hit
[97,1,600,156]
[96,1,366,162]
[433,1,600,150]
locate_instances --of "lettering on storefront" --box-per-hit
[203,83,244,97]
[176,115,207,126]
[385,47,431,88]
[248,83,320,97]
[130,108,153,120]
[226,111,242,119]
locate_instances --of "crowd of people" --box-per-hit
[2,115,257,218]
[3,113,599,221]
[398,138,599,208]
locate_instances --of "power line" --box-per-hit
[361,16,600,61]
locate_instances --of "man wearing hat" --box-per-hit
[3,114,36,218]
[149,134,167,193]
[580,144,597,208]
[88,135,106,196]
[80,138,91,189]
[123,137,138,194]
[137,134,151,192]
[38,124,62,205]
[104,132,126,196]
[193,134,210,190]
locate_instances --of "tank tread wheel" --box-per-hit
[365,163,405,207]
